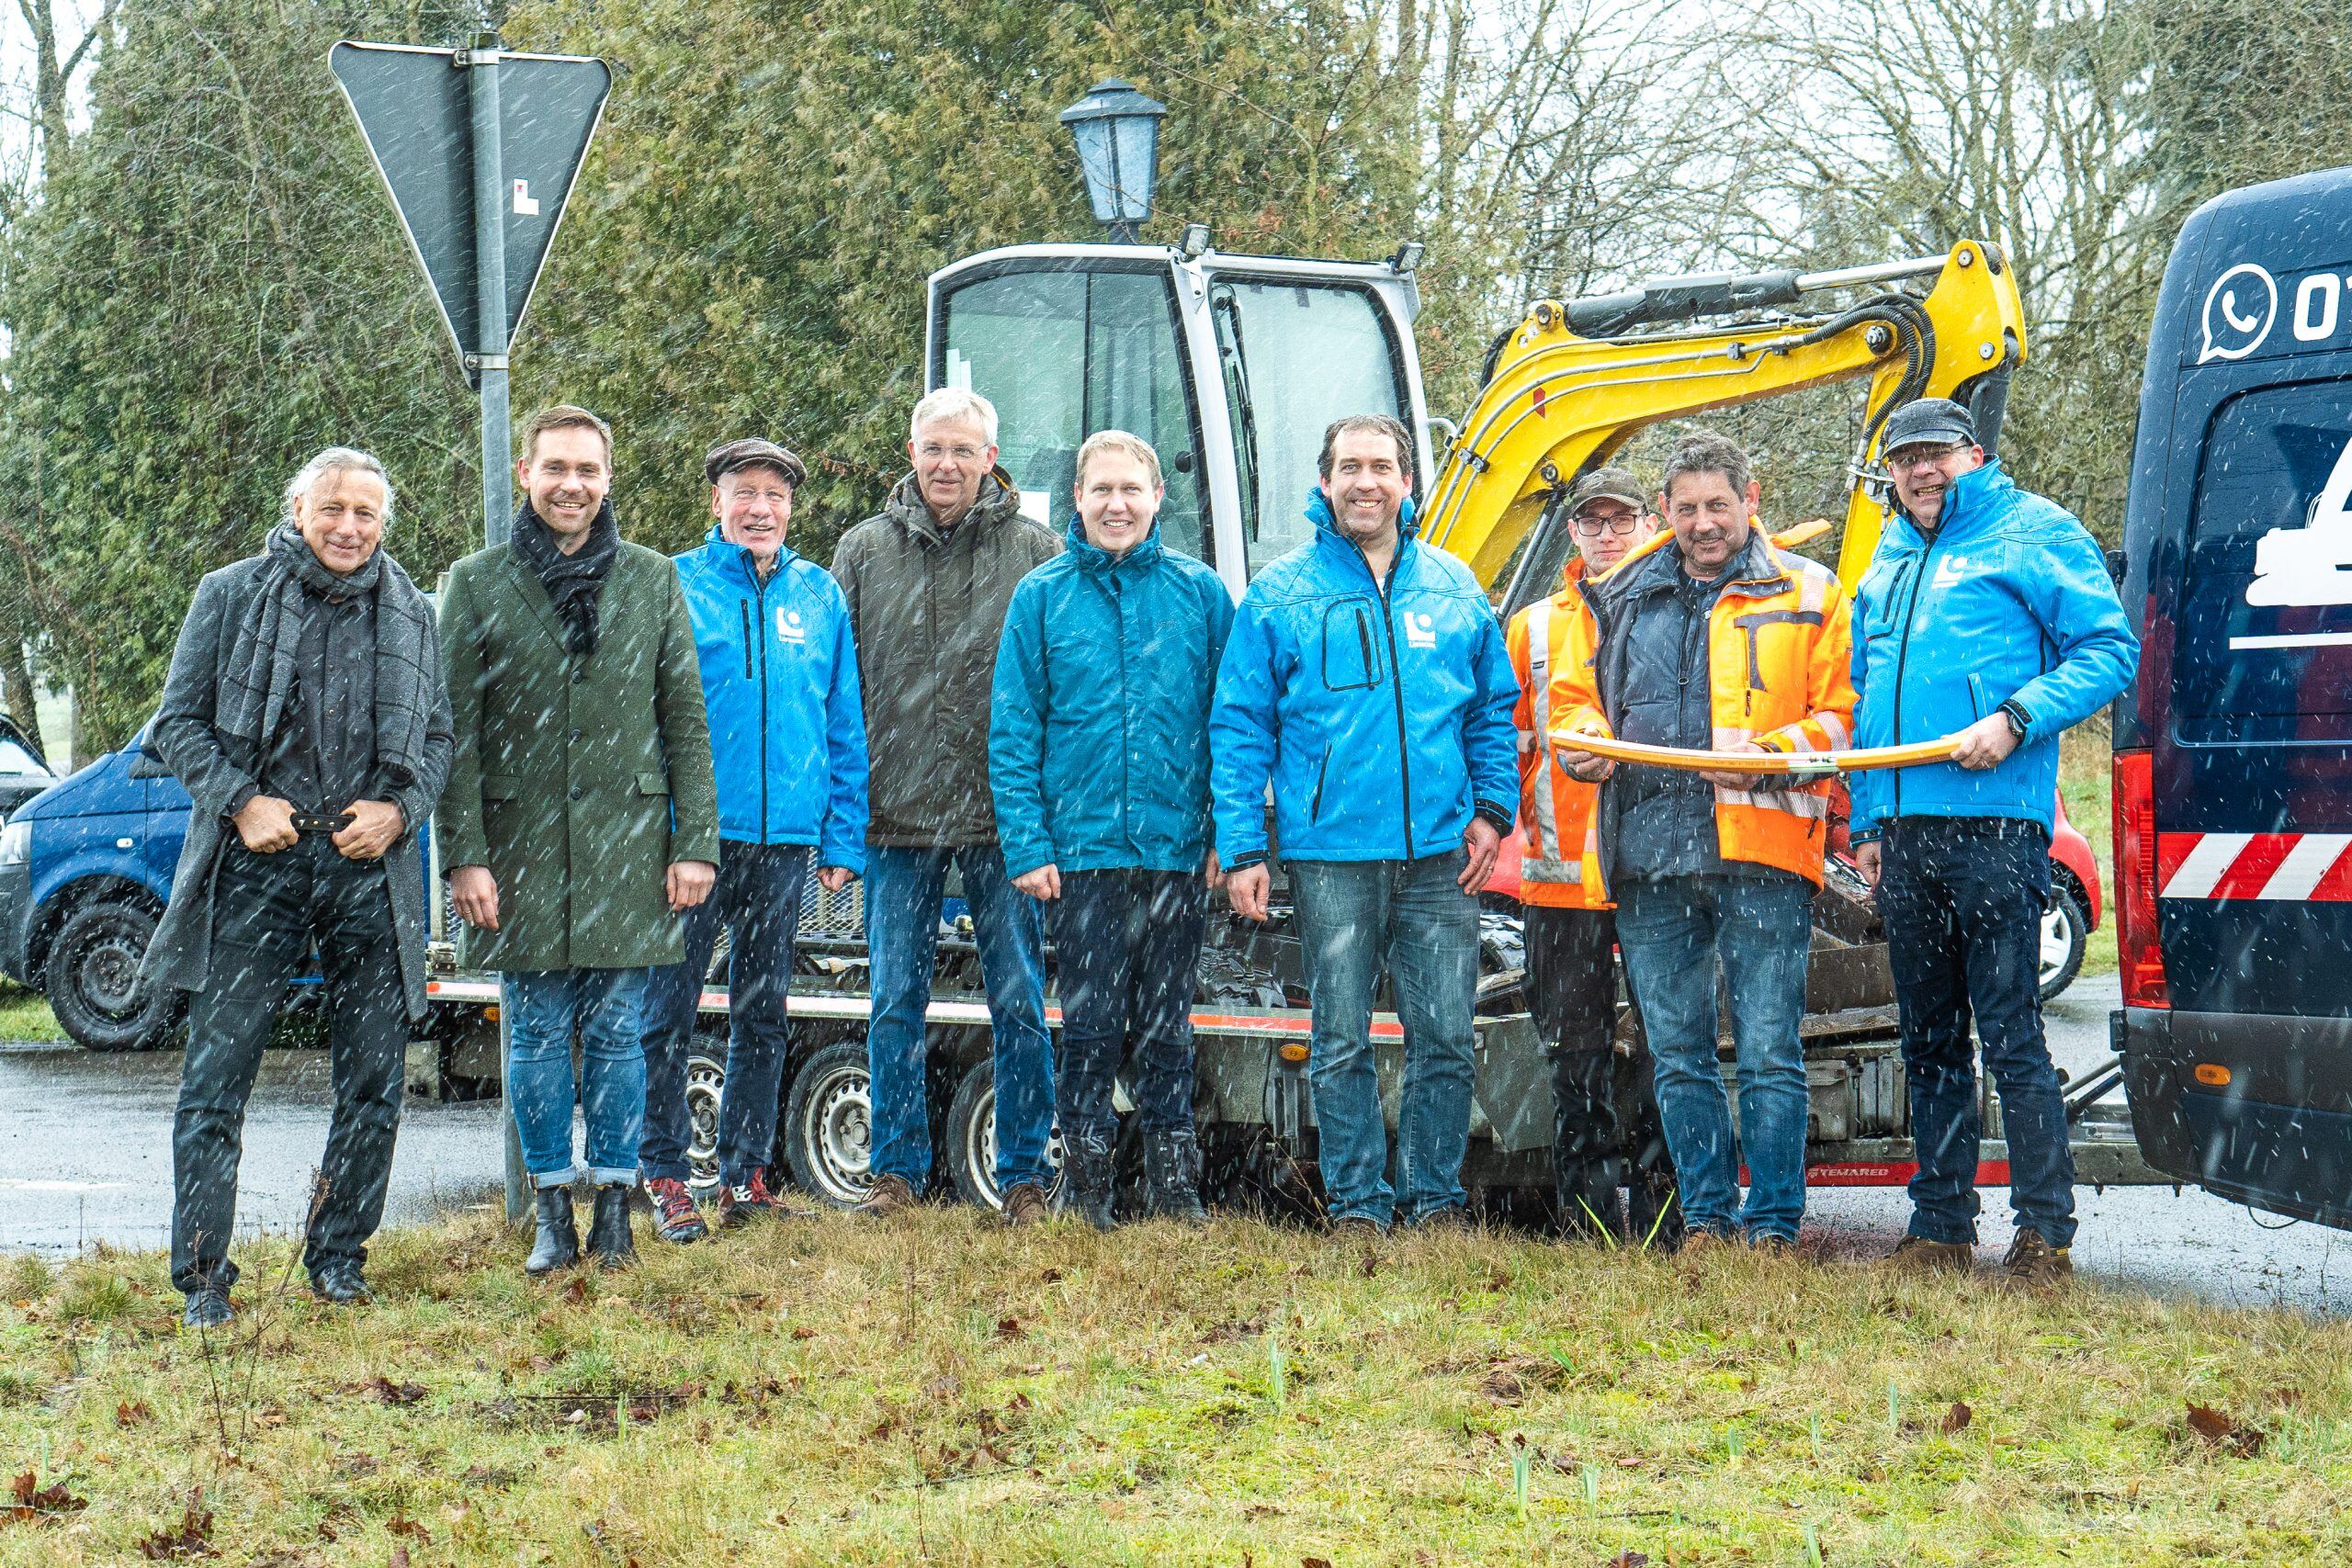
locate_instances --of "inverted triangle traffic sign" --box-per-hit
[329,39,611,378]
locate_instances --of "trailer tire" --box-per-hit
[782,1039,876,1208]
[684,1040,727,1193]
[2038,883,2088,1003]
[943,1059,1062,1212]
[49,897,183,1052]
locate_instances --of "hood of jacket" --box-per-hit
[882,466,1026,546]
[1304,484,1420,550]
[1062,513,1164,573]
[695,521,805,579]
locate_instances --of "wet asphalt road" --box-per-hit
[0,976,2345,1315]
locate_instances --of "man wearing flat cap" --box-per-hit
[1848,398,2135,1287]
[637,436,869,1239]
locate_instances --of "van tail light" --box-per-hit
[2112,748,2169,1010]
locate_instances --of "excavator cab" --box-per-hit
[925,243,1431,595]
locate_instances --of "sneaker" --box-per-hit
[716,1170,785,1228]
[853,1172,920,1218]
[182,1286,233,1329]
[1676,1227,1738,1258]
[2000,1228,2073,1290]
[645,1177,709,1244]
[1745,1232,1802,1258]
[1887,1235,1975,1275]
[1001,1182,1049,1227]
[1329,1214,1387,1242]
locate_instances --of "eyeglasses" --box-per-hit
[916,442,986,463]
[1885,443,1967,473]
[725,486,793,507]
[1571,511,1644,536]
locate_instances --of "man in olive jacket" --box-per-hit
[438,405,719,1274]
[832,388,1060,1221]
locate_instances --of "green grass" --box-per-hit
[2,1207,2347,1564]
[0,980,64,1043]
[2059,722,2116,980]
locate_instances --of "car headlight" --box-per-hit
[0,819,30,867]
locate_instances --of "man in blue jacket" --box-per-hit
[1212,413,1520,1235]
[1849,399,2137,1287]
[639,437,867,1238]
[991,430,1235,1229]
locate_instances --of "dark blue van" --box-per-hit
[2115,163,2352,1228]
[0,729,189,1049]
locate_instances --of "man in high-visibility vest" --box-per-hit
[1506,468,1676,1241]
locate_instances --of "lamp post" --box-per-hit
[1058,78,1165,243]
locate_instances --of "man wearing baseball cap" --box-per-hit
[1506,468,1680,1242]
[1848,398,2135,1287]
[638,437,869,1237]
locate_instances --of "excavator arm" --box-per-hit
[1418,243,2029,603]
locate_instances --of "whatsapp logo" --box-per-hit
[2199,263,2278,364]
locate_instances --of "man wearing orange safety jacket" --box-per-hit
[1507,467,1676,1243]
[1550,432,1856,1250]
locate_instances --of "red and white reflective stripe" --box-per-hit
[2156,831,2352,900]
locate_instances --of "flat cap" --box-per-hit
[1879,398,1977,457]
[704,436,808,489]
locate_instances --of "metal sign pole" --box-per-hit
[462,29,528,1227]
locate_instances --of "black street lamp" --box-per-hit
[1058,78,1165,243]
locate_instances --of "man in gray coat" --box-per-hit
[142,446,453,1326]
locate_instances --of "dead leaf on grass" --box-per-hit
[1940,1401,1973,1435]
[2186,1402,2265,1458]
[136,1489,214,1558]
[387,1509,429,1542]
[1609,1553,1651,1568]
[997,1315,1026,1340]
[2,1469,88,1527]
[1303,1558,1335,1568]
[790,1325,818,1340]
[1040,1268,1064,1283]
[116,1400,153,1428]
[560,1275,589,1304]
[365,1375,427,1406]
[1359,1253,1383,1278]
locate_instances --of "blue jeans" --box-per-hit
[1877,817,2075,1247]
[865,844,1054,1193]
[1615,874,1812,1241]
[640,842,811,1186]
[1047,869,1204,1145]
[503,966,650,1188]
[1288,852,1479,1227]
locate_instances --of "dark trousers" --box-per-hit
[1878,816,2075,1247]
[640,841,810,1187]
[1046,869,1205,1146]
[1524,905,1679,1239]
[172,838,408,1293]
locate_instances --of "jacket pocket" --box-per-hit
[740,602,755,680]
[1965,672,1991,721]
[1319,601,1383,691]
[1310,747,1332,823]
[635,771,671,796]
[481,773,519,802]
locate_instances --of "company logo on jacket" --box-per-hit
[777,607,806,644]
[1931,555,1972,587]
[1406,611,1438,649]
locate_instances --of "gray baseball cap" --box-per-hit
[1565,465,1647,514]
[1879,398,1977,457]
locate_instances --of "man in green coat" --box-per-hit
[438,405,720,1275]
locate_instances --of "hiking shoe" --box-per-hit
[716,1170,786,1228]
[645,1177,709,1244]
[1411,1204,1475,1234]
[1887,1235,1975,1275]
[1329,1214,1387,1242]
[853,1173,920,1218]
[182,1286,233,1329]
[1001,1182,1049,1228]
[310,1264,372,1304]
[2000,1228,2073,1290]
[1675,1227,1738,1258]
[1745,1232,1802,1259]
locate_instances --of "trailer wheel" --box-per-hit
[943,1059,1062,1212]
[2038,884,2088,1002]
[782,1039,875,1207]
[684,1043,726,1193]
[49,897,183,1052]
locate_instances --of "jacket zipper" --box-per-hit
[1887,534,1937,819]
[742,554,772,844]
[1363,547,1418,861]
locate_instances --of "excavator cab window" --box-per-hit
[936,265,1208,563]
[1209,277,1408,574]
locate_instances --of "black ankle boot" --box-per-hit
[1143,1127,1209,1224]
[1052,1133,1117,1231]
[587,1183,636,1269]
[525,1185,579,1276]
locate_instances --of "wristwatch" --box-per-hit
[1996,699,2032,740]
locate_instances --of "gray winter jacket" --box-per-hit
[831,472,1059,846]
